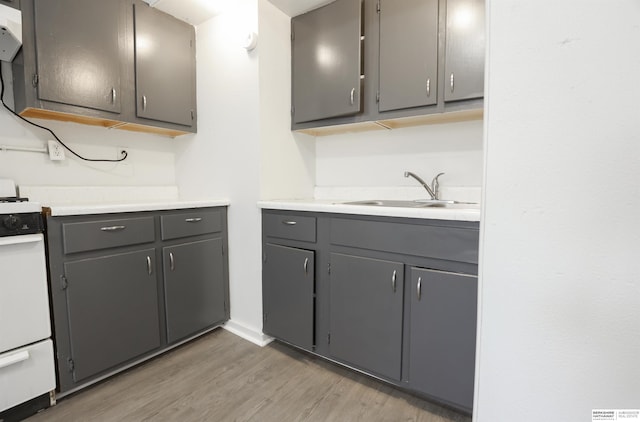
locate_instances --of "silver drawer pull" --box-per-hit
[417,276,422,301]
[391,270,397,292]
[282,221,297,226]
[304,257,309,274]
[185,217,202,223]
[450,72,455,93]
[100,225,126,232]
[111,87,117,104]
[169,252,175,271]
[350,88,356,105]
[426,78,431,97]
[142,95,148,111]
[146,256,152,275]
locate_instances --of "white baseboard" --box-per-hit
[223,320,274,347]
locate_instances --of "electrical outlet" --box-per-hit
[48,140,65,161]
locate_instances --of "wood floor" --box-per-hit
[26,329,471,422]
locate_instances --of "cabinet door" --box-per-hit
[329,253,403,380]
[64,249,160,382]
[444,0,485,102]
[292,0,362,123]
[33,0,122,113]
[134,3,195,127]
[409,267,477,410]
[163,238,226,344]
[263,244,315,350]
[378,0,439,111]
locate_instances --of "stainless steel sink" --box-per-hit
[341,199,458,208]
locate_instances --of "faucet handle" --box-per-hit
[431,173,445,199]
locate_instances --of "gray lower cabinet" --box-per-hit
[64,249,161,382]
[46,207,228,395]
[262,244,315,350]
[329,253,404,381]
[261,210,478,413]
[163,238,226,344]
[408,267,477,410]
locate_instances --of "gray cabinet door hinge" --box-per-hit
[32,74,39,87]
[191,109,195,120]
[377,1,381,13]
[327,333,331,344]
[327,263,331,275]
[376,90,380,103]
[221,244,225,256]
[67,357,75,373]
[60,275,68,290]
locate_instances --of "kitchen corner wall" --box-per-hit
[175,0,314,344]
[0,65,177,190]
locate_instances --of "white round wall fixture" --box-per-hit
[243,32,258,51]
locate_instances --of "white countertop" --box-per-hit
[258,199,481,222]
[46,199,230,216]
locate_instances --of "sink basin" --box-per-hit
[341,199,457,208]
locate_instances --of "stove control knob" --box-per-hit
[3,215,21,230]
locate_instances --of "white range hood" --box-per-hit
[0,3,22,62]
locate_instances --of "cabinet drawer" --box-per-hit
[161,209,222,240]
[62,216,155,254]
[263,213,316,242]
[330,218,479,264]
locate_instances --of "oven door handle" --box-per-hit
[0,233,43,247]
[0,350,30,370]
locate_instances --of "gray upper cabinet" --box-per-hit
[291,0,362,124]
[133,2,196,127]
[163,238,226,344]
[64,249,161,383]
[408,267,477,410]
[378,0,439,112]
[12,0,196,137]
[444,0,485,102]
[263,243,315,350]
[33,0,123,114]
[329,253,404,381]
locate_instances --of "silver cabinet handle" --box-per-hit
[282,221,297,226]
[304,257,309,274]
[169,252,175,271]
[111,88,117,104]
[350,88,356,105]
[100,225,125,232]
[146,256,152,275]
[185,217,202,223]
[426,78,431,97]
[142,95,147,111]
[391,270,397,292]
[450,73,455,93]
[417,276,422,301]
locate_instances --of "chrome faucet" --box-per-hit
[404,171,445,200]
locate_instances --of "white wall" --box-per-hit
[176,0,311,344]
[174,0,265,342]
[258,0,315,200]
[315,120,483,190]
[0,64,177,192]
[475,1,640,420]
